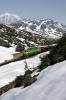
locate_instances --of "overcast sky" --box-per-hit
[0,0,66,25]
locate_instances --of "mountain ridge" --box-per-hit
[0,13,66,39]
[10,19,66,39]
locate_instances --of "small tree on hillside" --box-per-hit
[24,60,29,71]
[38,55,50,71]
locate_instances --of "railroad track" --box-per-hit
[0,45,54,66]
[0,53,36,66]
[0,56,24,66]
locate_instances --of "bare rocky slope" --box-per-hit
[0,24,58,50]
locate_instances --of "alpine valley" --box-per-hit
[1,13,66,100]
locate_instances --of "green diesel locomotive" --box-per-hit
[23,47,41,58]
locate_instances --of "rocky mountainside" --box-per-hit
[0,24,57,50]
[10,19,66,39]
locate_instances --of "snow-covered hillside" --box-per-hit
[0,39,66,100]
[0,60,66,100]
[0,48,49,87]
[0,13,21,24]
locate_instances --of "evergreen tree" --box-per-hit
[24,60,29,71]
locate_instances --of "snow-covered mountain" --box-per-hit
[10,19,66,39]
[0,13,21,24]
[0,13,66,38]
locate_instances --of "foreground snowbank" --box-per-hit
[0,46,16,63]
[0,60,66,100]
[0,51,49,88]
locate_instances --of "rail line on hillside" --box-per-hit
[0,56,23,66]
[0,44,56,66]
[0,53,36,66]
[0,51,43,66]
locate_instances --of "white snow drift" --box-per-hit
[0,60,66,100]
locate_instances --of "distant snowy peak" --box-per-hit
[0,12,21,24]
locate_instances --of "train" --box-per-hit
[0,44,56,66]
[22,45,55,58]
[23,47,41,58]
